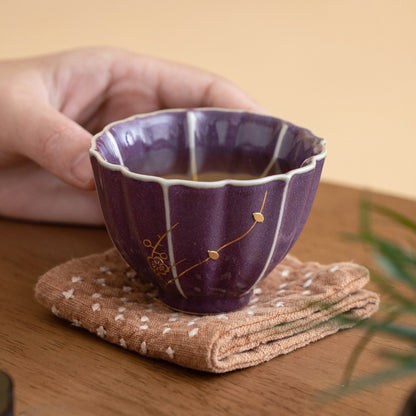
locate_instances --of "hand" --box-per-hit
[0,47,264,224]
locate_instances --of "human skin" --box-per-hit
[0,47,264,224]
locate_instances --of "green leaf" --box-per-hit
[319,363,416,403]
[323,195,416,401]
[369,269,416,311]
[341,326,378,387]
[374,243,416,289]
[365,320,416,341]
[355,230,416,289]
[371,203,416,232]
[380,350,416,365]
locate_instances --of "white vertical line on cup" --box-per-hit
[162,183,187,298]
[186,111,198,180]
[106,130,125,166]
[260,123,288,177]
[250,177,290,289]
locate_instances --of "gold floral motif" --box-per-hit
[208,250,220,260]
[143,223,179,281]
[143,191,268,286]
[252,212,265,223]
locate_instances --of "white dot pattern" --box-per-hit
[91,303,101,312]
[62,288,74,299]
[57,254,326,361]
[96,326,106,338]
[303,278,313,288]
[38,248,377,372]
[51,305,59,316]
[166,347,175,359]
[125,270,136,279]
[99,266,112,275]
[188,328,199,337]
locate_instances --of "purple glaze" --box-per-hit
[90,109,326,314]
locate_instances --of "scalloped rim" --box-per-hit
[89,108,327,189]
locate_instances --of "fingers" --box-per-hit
[12,104,95,190]
[107,49,267,115]
[2,47,265,194]
[0,163,104,224]
[153,58,267,113]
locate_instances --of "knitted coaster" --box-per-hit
[35,248,379,373]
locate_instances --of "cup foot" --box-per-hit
[158,290,253,314]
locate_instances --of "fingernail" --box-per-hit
[71,152,94,188]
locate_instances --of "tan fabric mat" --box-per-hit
[35,248,379,373]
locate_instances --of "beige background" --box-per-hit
[1,0,415,200]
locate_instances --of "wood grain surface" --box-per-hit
[1,182,415,416]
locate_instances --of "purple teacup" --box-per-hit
[89,108,326,314]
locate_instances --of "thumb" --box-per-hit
[14,106,95,189]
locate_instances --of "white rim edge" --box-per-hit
[89,108,327,190]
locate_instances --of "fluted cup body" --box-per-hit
[90,109,326,313]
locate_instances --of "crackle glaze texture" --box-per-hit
[90,109,326,313]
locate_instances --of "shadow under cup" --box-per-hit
[90,109,327,314]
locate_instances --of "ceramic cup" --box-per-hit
[89,108,326,314]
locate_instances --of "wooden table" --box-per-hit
[1,183,415,416]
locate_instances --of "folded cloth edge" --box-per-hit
[207,289,379,372]
[34,248,380,373]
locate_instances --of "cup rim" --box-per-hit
[89,108,327,189]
